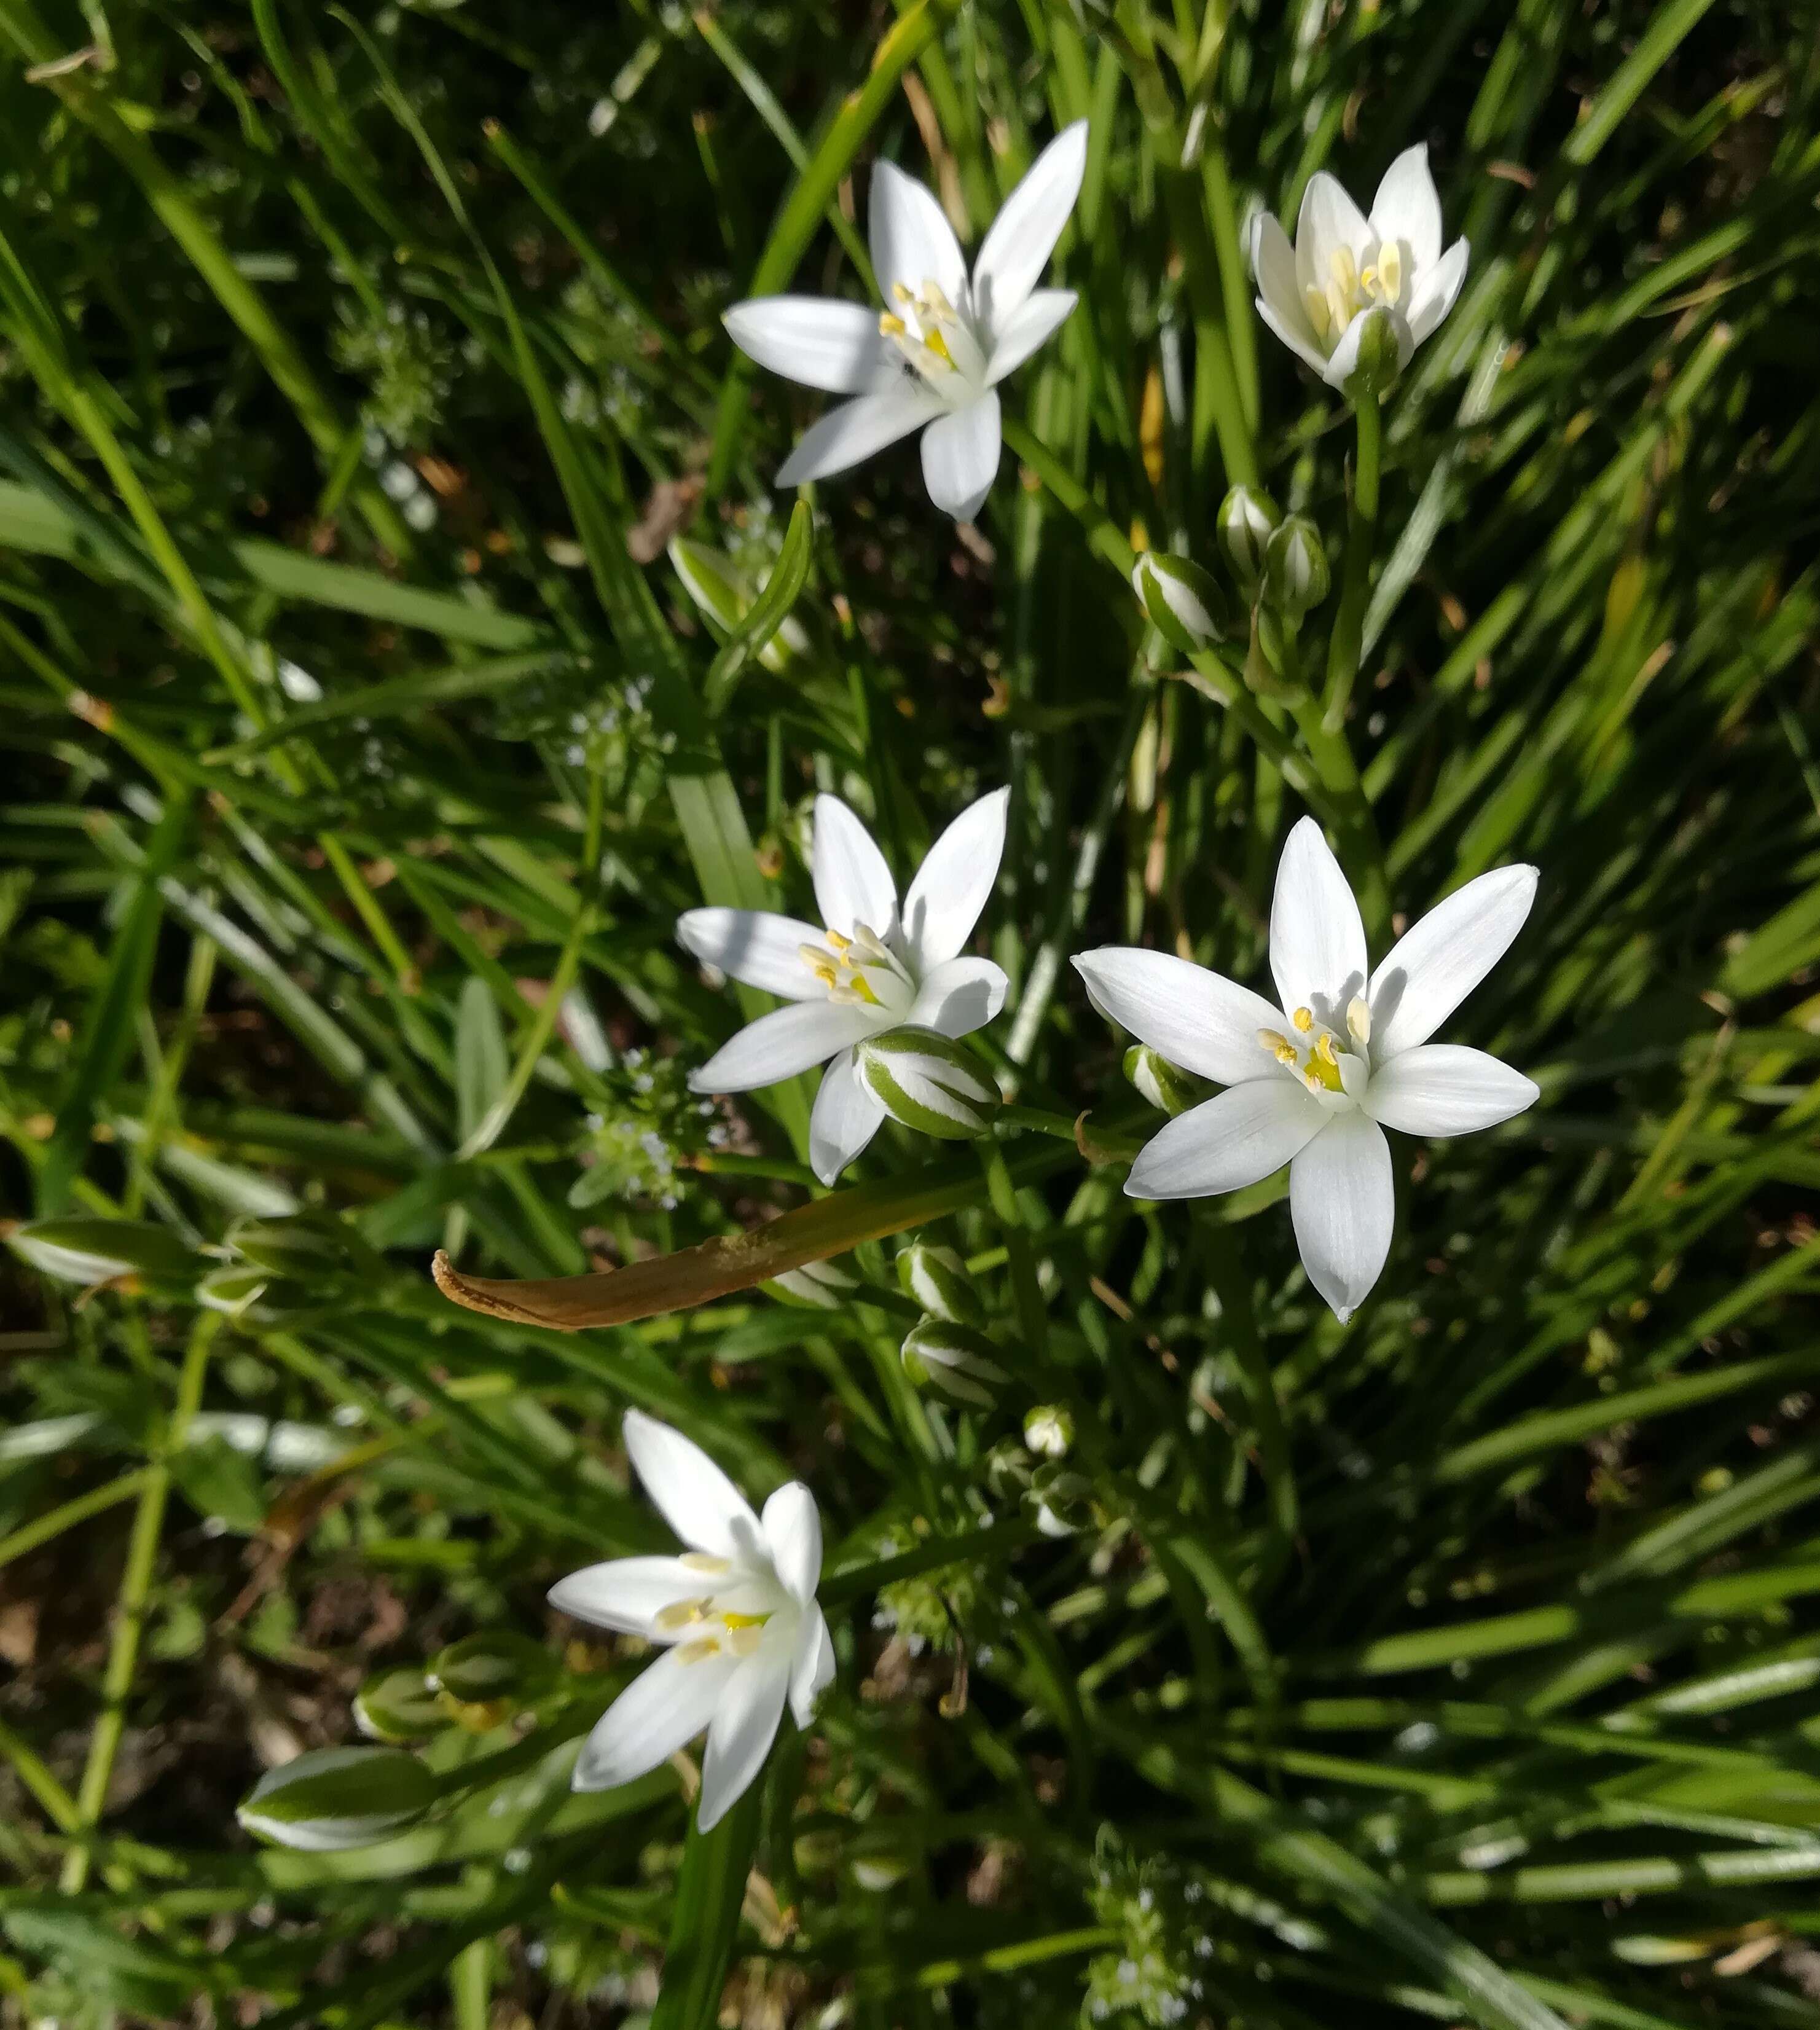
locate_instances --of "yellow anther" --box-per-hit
[922,280,954,318]
[801,942,839,982]
[1304,284,1331,340]
[1346,996,1371,1046]
[1292,1007,1315,1033]
[825,928,852,954]
[1376,240,1402,303]
[654,1597,710,1632]
[680,1552,730,1574]
[677,1637,720,1664]
[878,312,908,339]
[1329,246,1358,296]
[1314,1031,1340,1068]
[891,281,913,304]
[1304,1052,1344,1095]
[1257,1027,1290,1054]
[1303,1070,1325,1095]
[1326,280,1352,338]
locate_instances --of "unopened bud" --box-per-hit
[237,1746,437,1851]
[428,1630,556,1710]
[1027,1465,1094,1538]
[768,1256,860,1309]
[1123,1044,1198,1118]
[1217,485,1281,593]
[855,1027,1001,1142]
[1263,516,1330,622]
[3,1216,194,1289]
[195,1265,270,1319]
[1130,551,1225,654]
[901,1318,1007,1408]
[355,1666,450,1744]
[1024,1405,1075,1459]
[1340,305,1406,399]
[897,1240,984,1326]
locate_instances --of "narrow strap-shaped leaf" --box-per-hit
[649,1781,764,2030]
[704,500,814,715]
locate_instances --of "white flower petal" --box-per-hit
[1125,1079,1326,1200]
[970,121,1088,331]
[761,1483,822,1605]
[573,1644,737,1792]
[1406,237,1469,345]
[812,793,900,937]
[901,787,1008,970]
[691,1000,883,1094]
[622,1409,764,1562]
[677,908,825,1000]
[1369,144,1443,272]
[1072,947,1285,1086]
[985,288,1078,385]
[869,159,969,307]
[1270,817,1369,1019]
[1365,1044,1538,1137]
[906,955,1008,1038]
[790,1609,836,1728]
[1295,171,1374,299]
[1258,294,1337,380]
[1368,863,1538,1059]
[920,391,1002,522]
[808,1048,887,1186]
[776,385,944,488]
[698,1639,793,1830]
[547,1556,705,1636]
[723,297,892,394]
[1289,1111,1393,1322]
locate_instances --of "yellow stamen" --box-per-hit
[1329,246,1358,296]
[825,928,852,954]
[680,1552,730,1574]
[922,327,953,366]
[1304,284,1330,341]
[878,312,907,339]
[1326,280,1352,338]
[922,280,954,319]
[654,1597,710,1632]
[1376,240,1402,303]
[891,281,913,305]
[1292,1006,1315,1033]
[1314,1032,1339,1068]
[1257,1027,1290,1053]
[1346,996,1371,1046]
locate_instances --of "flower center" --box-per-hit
[799,921,915,1015]
[879,278,984,398]
[1303,241,1405,347]
[1257,997,1372,1102]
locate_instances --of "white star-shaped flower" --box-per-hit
[1249,144,1469,390]
[724,123,1088,520]
[551,1412,836,1832]
[1075,818,1539,1321]
[680,790,1010,1185]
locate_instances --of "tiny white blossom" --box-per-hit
[1249,145,1468,391]
[724,124,1088,520]
[680,790,1010,1185]
[550,1413,835,1832]
[1075,818,1538,1322]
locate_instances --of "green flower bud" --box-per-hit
[427,1630,555,1709]
[1130,552,1226,654]
[237,1746,437,1852]
[897,1240,984,1326]
[1341,305,1405,399]
[2,1216,194,1289]
[767,1256,860,1309]
[1027,1465,1095,1538]
[227,1212,377,1282]
[1263,516,1330,623]
[855,1027,1002,1142]
[195,1265,269,1319]
[1217,485,1282,593]
[355,1666,450,1744]
[1123,1044,1199,1118]
[1024,1404,1075,1459]
[901,1318,1008,1408]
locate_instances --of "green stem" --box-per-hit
[1322,396,1383,729]
[61,1315,217,1894]
[979,1135,1049,1361]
